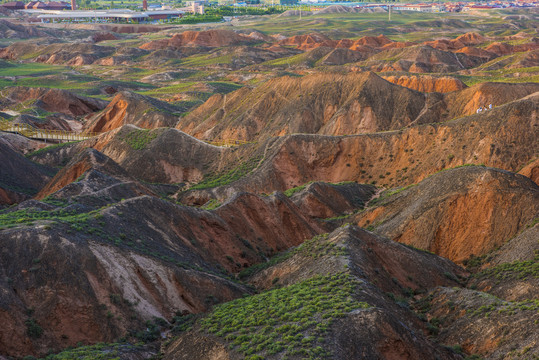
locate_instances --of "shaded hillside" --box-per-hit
[28,125,231,186]
[0,202,247,357]
[420,287,539,358]
[35,148,154,200]
[0,149,334,357]
[353,166,539,263]
[86,125,228,183]
[0,86,108,118]
[0,142,54,205]
[163,226,465,360]
[177,72,441,141]
[84,91,180,133]
[288,181,376,219]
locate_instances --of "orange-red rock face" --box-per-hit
[139,29,259,50]
[354,167,539,263]
[381,75,467,93]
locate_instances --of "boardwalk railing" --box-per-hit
[0,121,99,141]
[0,120,251,147]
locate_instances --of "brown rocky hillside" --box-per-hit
[177,72,441,141]
[164,226,466,360]
[381,75,467,93]
[353,166,539,263]
[179,91,538,203]
[139,29,260,50]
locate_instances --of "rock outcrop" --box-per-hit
[139,29,260,51]
[84,92,180,133]
[381,75,467,93]
[354,166,539,263]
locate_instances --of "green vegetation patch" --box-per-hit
[467,298,539,318]
[189,155,262,190]
[238,233,347,279]
[0,206,100,231]
[26,142,78,158]
[473,255,539,281]
[121,128,160,150]
[180,53,234,67]
[200,272,369,359]
[0,62,66,77]
[200,199,221,210]
[44,342,144,360]
[283,183,309,197]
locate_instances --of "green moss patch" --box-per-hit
[473,255,539,281]
[201,272,369,359]
[238,233,347,279]
[121,129,160,150]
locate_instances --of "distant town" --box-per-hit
[1,0,538,23]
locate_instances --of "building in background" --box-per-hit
[0,1,70,10]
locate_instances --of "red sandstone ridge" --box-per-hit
[0,87,107,117]
[139,29,259,50]
[360,45,472,73]
[177,72,441,141]
[485,41,539,56]
[277,33,330,50]
[181,92,539,203]
[443,81,539,117]
[35,148,153,200]
[277,33,395,52]
[84,91,180,133]
[353,166,539,263]
[424,32,487,51]
[177,73,539,143]
[381,75,467,93]
[518,158,539,185]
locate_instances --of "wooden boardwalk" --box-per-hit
[0,120,252,147]
[0,121,99,142]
